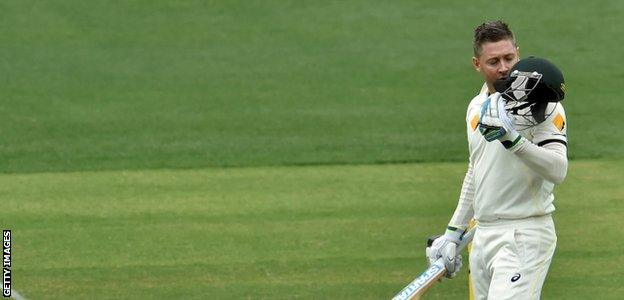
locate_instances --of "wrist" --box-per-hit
[500,131,525,151]
[443,226,465,244]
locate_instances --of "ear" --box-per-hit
[472,56,481,72]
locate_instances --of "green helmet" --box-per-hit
[494,56,565,103]
[494,57,566,128]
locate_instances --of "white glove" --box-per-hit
[425,228,464,278]
[478,93,525,150]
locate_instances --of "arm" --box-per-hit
[425,95,480,278]
[512,102,569,184]
[512,140,568,184]
[448,163,476,231]
[425,163,475,278]
[479,95,569,184]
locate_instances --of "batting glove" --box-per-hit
[425,227,464,278]
[478,93,525,151]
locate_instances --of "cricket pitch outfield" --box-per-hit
[1,160,622,299]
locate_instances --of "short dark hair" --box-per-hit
[473,20,516,57]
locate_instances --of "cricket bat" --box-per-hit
[391,228,475,300]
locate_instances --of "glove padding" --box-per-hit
[425,229,464,278]
[478,93,524,150]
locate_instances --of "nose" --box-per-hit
[500,60,511,75]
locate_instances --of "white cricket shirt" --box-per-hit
[464,91,568,222]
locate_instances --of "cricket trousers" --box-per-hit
[469,214,557,300]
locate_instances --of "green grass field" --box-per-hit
[1,0,623,299]
[2,160,623,299]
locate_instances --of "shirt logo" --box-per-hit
[511,273,521,283]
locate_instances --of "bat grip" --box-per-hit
[455,228,475,252]
[426,228,475,250]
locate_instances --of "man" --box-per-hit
[426,21,568,299]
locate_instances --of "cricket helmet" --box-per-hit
[494,56,566,129]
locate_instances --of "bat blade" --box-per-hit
[391,260,446,300]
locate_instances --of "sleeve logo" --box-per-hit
[553,113,565,132]
[471,114,480,131]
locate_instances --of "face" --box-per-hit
[472,39,519,92]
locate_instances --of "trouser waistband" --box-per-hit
[476,214,553,228]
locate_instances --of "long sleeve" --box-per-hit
[511,102,569,184]
[448,163,476,230]
[512,141,568,184]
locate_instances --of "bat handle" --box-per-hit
[456,228,475,252]
[427,228,475,251]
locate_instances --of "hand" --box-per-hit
[478,93,524,150]
[425,229,464,278]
